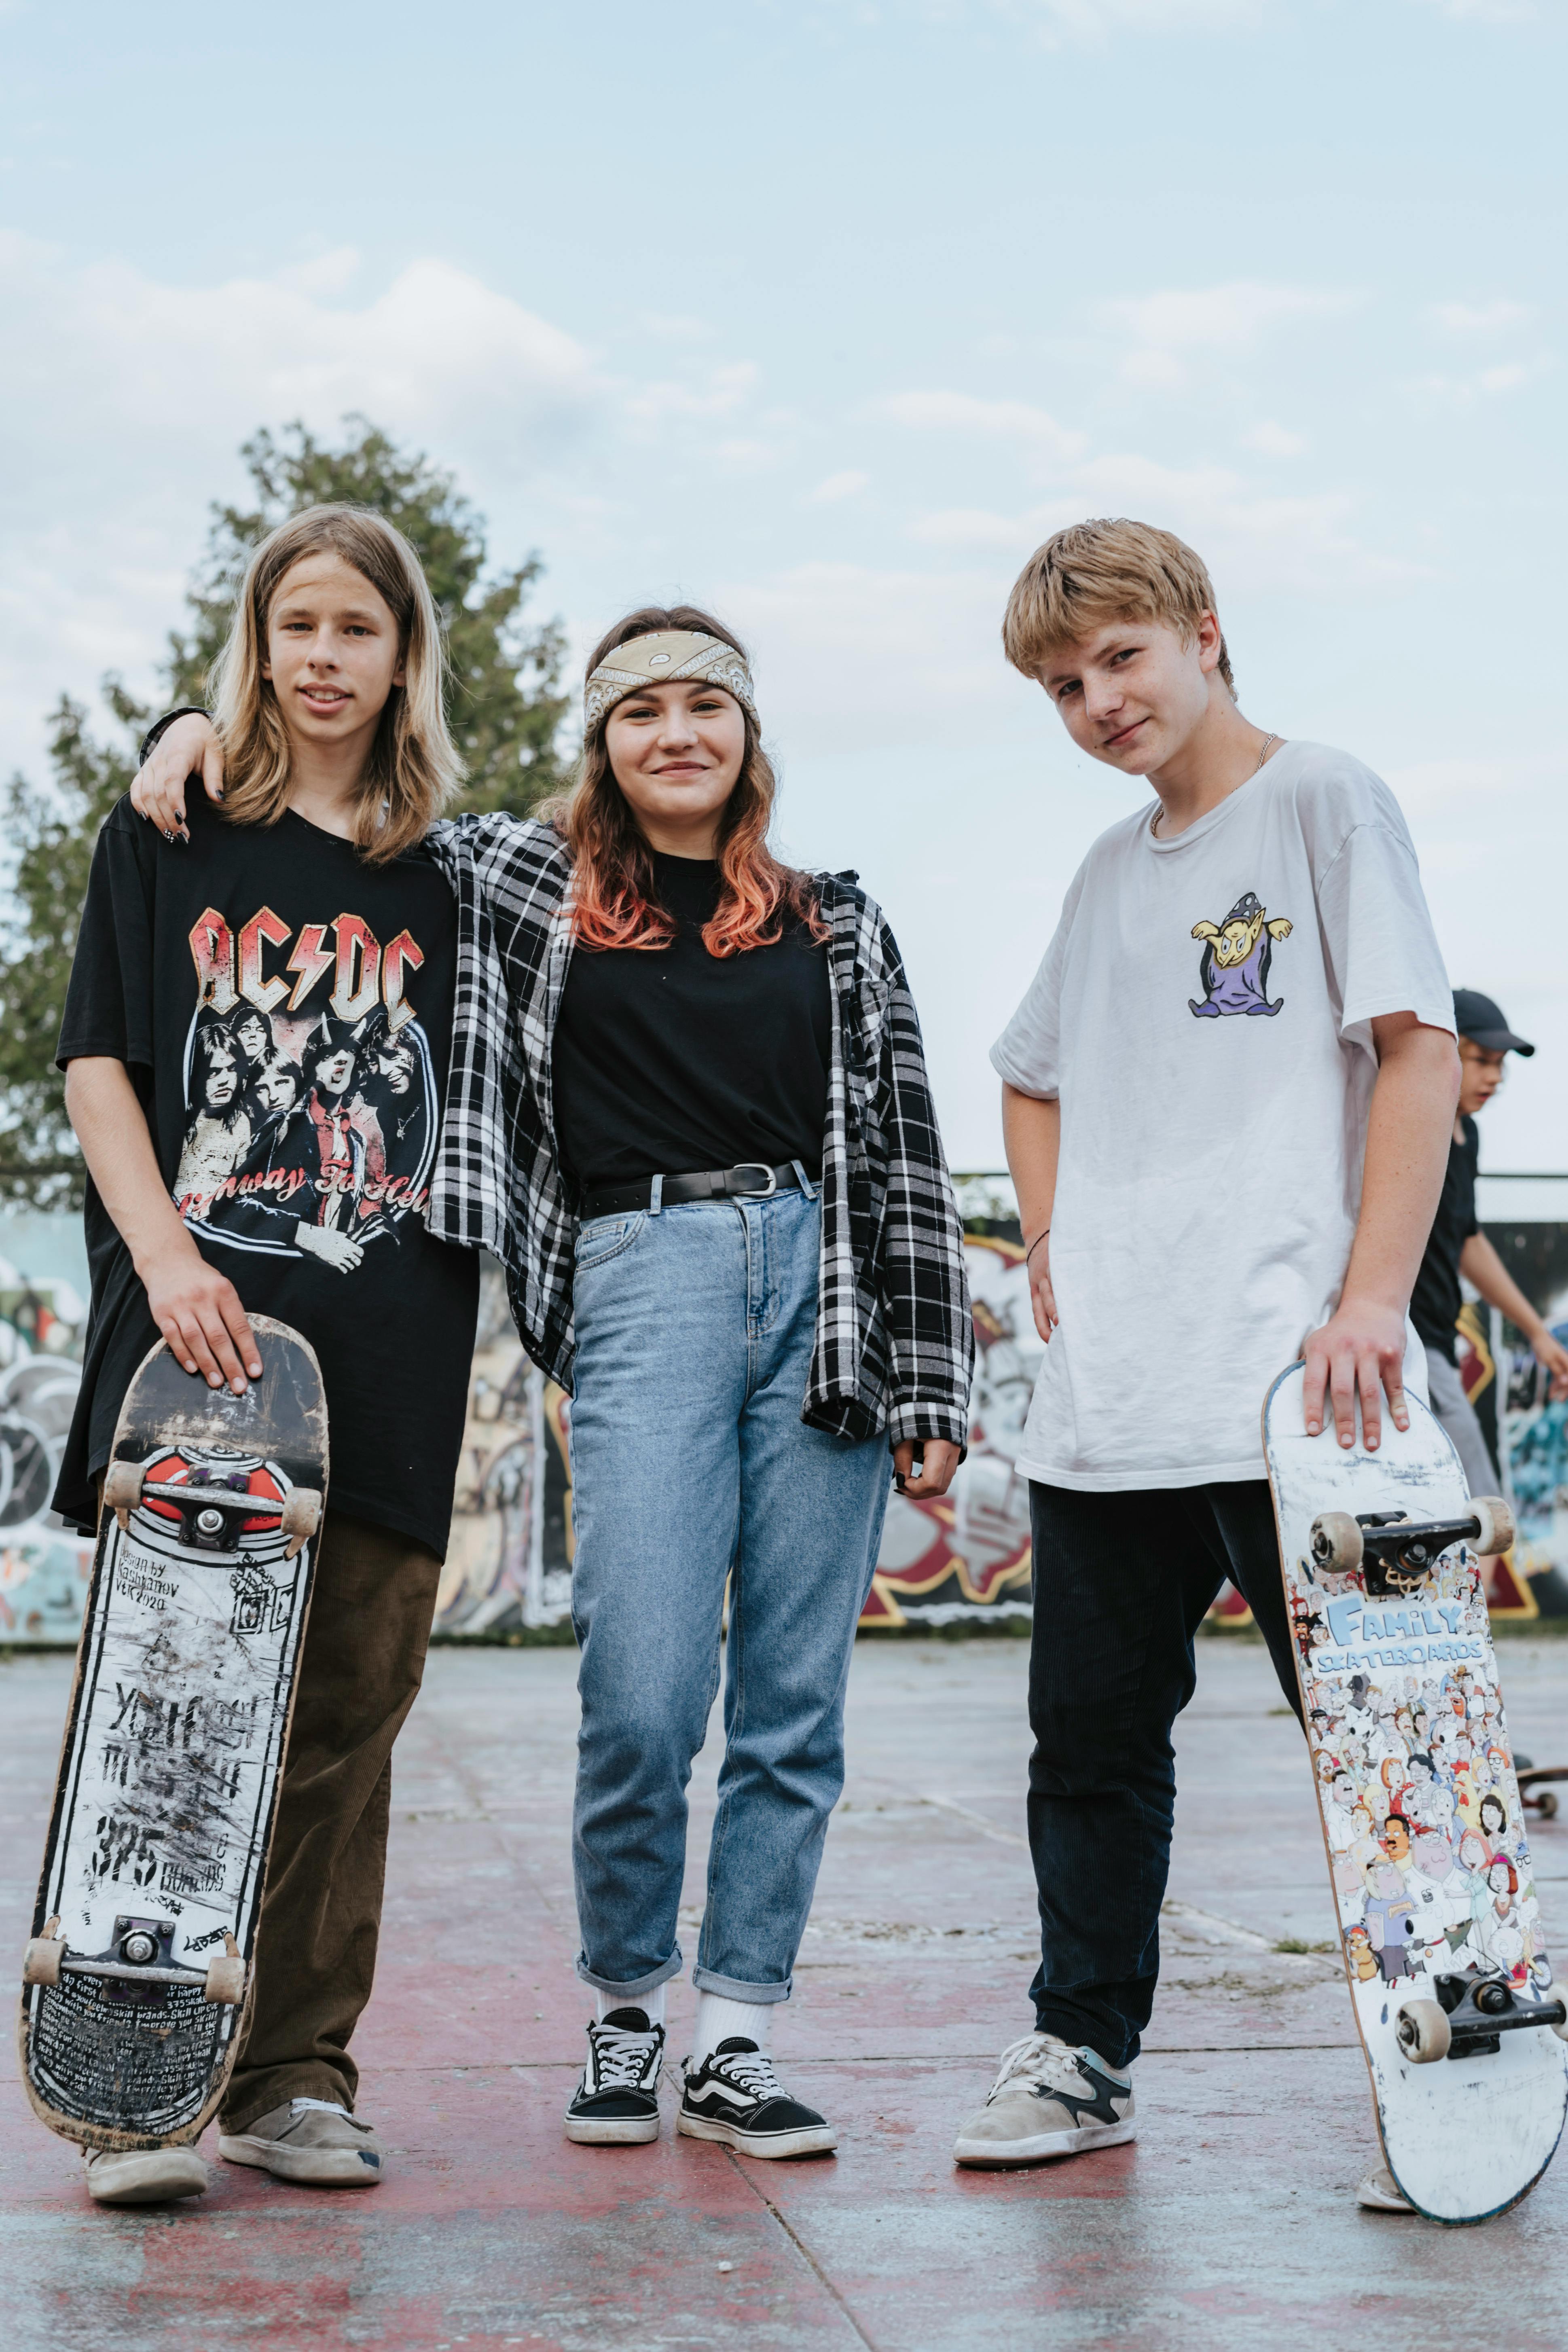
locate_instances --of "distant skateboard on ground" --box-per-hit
[1263,1361,1568,2224]
[18,1319,327,2155]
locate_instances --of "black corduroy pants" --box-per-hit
[1025,1479,1303,2071]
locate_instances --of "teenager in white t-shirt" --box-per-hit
[951,519,1460,2215]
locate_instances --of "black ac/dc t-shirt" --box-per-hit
[53,789,479,1557]
[552,850,833,1193]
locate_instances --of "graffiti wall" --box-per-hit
[0,1213,95,1645]
[23,1179,1568,1645]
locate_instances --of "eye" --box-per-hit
[1055,680,1081,703]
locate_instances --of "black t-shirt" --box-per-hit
[552,851,833,1193]
[1410,1114,1481,1363]
[54,790,478,1556]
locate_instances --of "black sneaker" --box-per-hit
[564,2008,666,2144]
[677,2038,836,2159]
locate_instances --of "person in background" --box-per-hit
[1409,987,1568,1490]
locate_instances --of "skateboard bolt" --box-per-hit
[196,1507,226,1537]
[1476,1981,1510,2014]
[120,1932,157,1966]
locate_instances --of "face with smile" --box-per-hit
[263,553,406,759]
[602,680,747,857]
[1038,614,1225,781]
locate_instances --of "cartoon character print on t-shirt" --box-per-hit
[1188,890,1293,1019]
[173,905,435,1274]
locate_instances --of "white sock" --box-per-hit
[693,1993,773,2064]
[595,1983,666,2029]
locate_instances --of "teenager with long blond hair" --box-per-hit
[56,506,480,2206]
[135,601,974,2162]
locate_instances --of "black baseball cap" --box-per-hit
[1453,989,1534,1057]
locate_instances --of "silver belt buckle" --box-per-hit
[731,1162,778,1199]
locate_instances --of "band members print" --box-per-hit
[174,904,435,1272]
[1189,891,1293,1019]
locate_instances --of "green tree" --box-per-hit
[0,417,569,1207]
[0,685,146,1206]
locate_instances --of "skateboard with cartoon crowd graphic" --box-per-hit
[18,1318,326,2152]
[1264,1361,1568,2222]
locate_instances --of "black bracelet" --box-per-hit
[137,706,210,769]
[1025,1228,1050,1267]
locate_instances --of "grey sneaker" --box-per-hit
[952,2032,1135,2168]
[84,2145,208,2205]
[1357,2164,1414,2212]
[218,2097,385,2187]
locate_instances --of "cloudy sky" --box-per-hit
[2,0,1565,1166]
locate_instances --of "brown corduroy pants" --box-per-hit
[219,1510,443,2131]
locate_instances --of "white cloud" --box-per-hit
[1245,421,1308,457]
[909,452,1431,599]
[1102,281,1359,387]
[0,235,604,762]
[924,0,1272,40]
[806,470,870,504]
[869,390,1086,463]
[1430,298,1533,335]
[624,361,761,424]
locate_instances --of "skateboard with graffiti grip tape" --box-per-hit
[17,1318,327,2153]
[1263,1361,1568,2223]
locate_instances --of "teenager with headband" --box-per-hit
[135,605,974,2161]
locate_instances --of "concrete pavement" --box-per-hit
[4,1632,1567,2350]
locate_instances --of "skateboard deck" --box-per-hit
[1263,1362,1567,2222]
[18,1319,326,2152]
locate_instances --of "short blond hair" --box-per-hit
[209,504,463,864]
[1002,518,1234,694]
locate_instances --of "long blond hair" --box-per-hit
[209,504,462,863]
[542,604,827,958]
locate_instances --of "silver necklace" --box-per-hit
[1255,732,1279,771]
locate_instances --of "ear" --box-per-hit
[1193,610,1223,675]
[1191,921,1220,941]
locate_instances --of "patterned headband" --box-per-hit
[583,630,757,737]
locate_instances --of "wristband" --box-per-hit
[1025,1228,1050,1268]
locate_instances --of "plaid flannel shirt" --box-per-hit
[421,815,973,1448]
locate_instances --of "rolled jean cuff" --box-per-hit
[690,1967,793,2004]
[574,1951,684,2001]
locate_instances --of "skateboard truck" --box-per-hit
[104,1459,323,1559]
[1397,1971,1568,2064]
[21,1914,247,2006]
[1310,1497,1514,1597]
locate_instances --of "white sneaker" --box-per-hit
[952,2032,1135,2168]
[218,2097,385,2186]
[84,2145,208,2204]
[1356,2164,1414,2212]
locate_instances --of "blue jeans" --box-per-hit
[568,1186,891,2004]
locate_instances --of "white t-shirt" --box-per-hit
[990,741,1454,1491]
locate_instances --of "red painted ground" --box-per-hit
[5,1635,1567,2350]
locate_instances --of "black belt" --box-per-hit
[581,1161,805,1219]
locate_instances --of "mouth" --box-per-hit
[1102,718,1147,752]
[652,762,708,777]
[300,686,351,709]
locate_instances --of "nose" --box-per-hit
[1082,672,1123,722]
[656,704,700,748]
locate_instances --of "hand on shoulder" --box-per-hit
[131,712,224,840]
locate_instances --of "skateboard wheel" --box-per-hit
[1469,1496,1515,1556]
[22,1935,65,1988]
[1396,1998,1452,2065]
[102,1460,145,1530]
[280,1486,323,1560]
[203,1954,246,2005]
[1310,1511,1363,1577]
[1537,1792,1560,1821]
